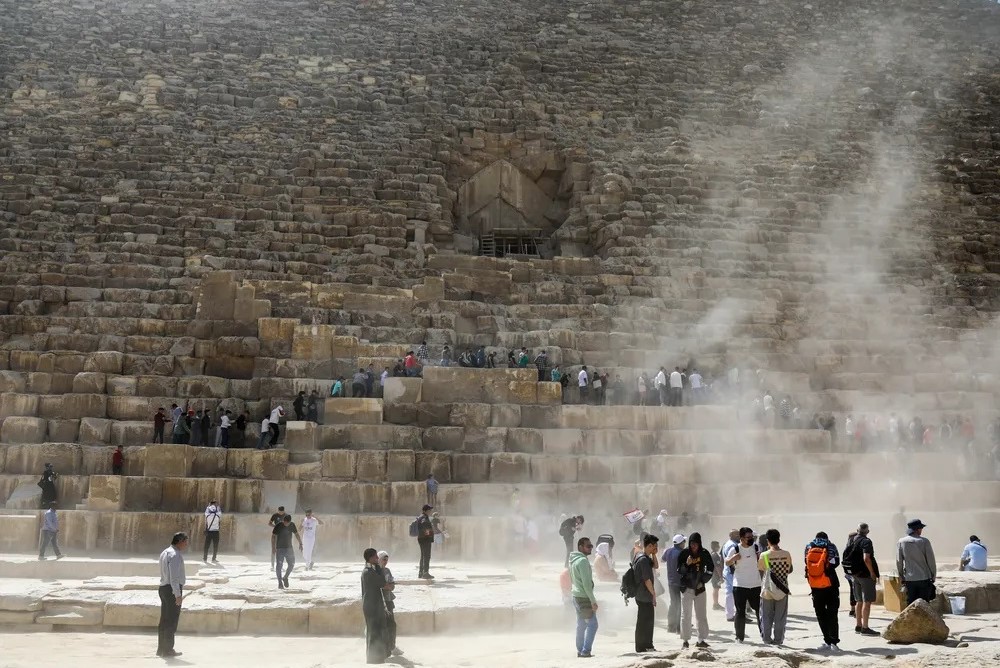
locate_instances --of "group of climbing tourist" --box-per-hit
[150,402,288,449]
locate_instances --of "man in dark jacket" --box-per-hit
[416,504,436,579]
[805,531,841,651]
[362,548,390,664]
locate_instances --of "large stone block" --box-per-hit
[356,450,387,481]
[464,428,507,453]
[537,381,562,405]
[0,392,38,418]
[47,419,80,443]
[506,428,542,454]
[83,351,124,374]
[321,449,357,479]
[382,377,422,406]
[257,317,298,357]
[106,376,137,396]
[239,602,310,634]
[291,324,335,360]
[386,450,415,481]
[415,451,451,482]
[177,376,230,399]
[347,424,421,450]
[308,601,362,634]
[422,426,465,451]
[87,474,124,510]
[38,394,107,420]
[451,453,490,483]
[191,446,228,477]
[143,444,193,477]
[79,417,112,444]
[3,442,81,473]
[135,375,177,397]
[122,476,163,511]
[72,372,107,394]
[1,416,47,443]
[0,371,26,394]
[284,421,318,452]
[530,455,578,483]
[160,477,200,512]
[323,398,383,425]
[489,453,531,482]
[449,403,491,428]
[177,597,243,634]
[103,591,159,628]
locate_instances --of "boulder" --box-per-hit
[882,599,949,644]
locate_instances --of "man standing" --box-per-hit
[257,416,270,449]
[805,531,841,651]
[268,405,284,447]
[157,532,187,658]
[203,500,221,564]
[38,501,63,560]
[634,533,659,653]
[578,366,590,404]
[559,515,584,567]
[293,391,306,421]
[200,409,211,448]
[235,411,248,448]
[362,548,390,664]
[153,407,167,443]
[352,368,367,398]
[38,463,57,508]
[416,504,435,579]
[534,349,549,382]
[569,536,599,658]
[688,368,703,404]
[758,529,792,646]
[845,522,880,636]
[219,410,232,448]
[721,528,740,622]
[662,534,686,634]
[726,527,761,643]
[669,367,684,406]
[677,532,713,649]
[268,506,291,568]
[654,367,668,406]
[897,519,937,606]
[425,473,439,507]
[112,446,124,475]
[301,509,323,570]
[272,514,302,589]
[190,410,204,447]
[961,535,988,572]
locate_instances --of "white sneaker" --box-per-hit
[817,644,831,651]
[829,644,841,652]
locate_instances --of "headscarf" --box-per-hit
[377,550,389,560]
[595,541,613,568]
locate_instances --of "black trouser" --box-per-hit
[39,530,61,558]
[418,540,432,576]
[846,574,857,609]
[635,601,655,651]
[153,425,164,443]
[269,423,280,446]
[112,463,123,475]
[203,530,219,561]
[294,407,304,420]
[157,584,181,654]
[352,382,366,398]
[563,533,574,566]
[905,579,936,606]
[811,586,840,645]
[733,586,762,641]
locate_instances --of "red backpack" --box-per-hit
[805,545,832,588]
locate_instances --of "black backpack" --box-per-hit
[408,517,420,538]
[621,564,639,604]
[842,538,864,576]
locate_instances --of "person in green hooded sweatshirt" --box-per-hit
[569,536,599,658]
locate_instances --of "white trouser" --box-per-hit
[724,569,736,620]
[302,533,316,564]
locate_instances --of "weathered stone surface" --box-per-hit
[883,599,950,644]
[1,416,47,443]
[323,398,383,425]
[284,421,318,452]
[72,372,107,394]
[143,445,193,477]
[87,474,124,511]
[382,377,422,406]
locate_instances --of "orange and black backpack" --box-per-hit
[805,545,831,588]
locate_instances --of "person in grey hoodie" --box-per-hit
[896,519,937,606]
[662,534,686,634]
[569,536,599,658]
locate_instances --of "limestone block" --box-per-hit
[286,461,322,481]
[240,602,310,634]
[464,428,508,453]
[87,474,124,510]
[519,405,561,429]
[143,444,193,477]
[356,451,387,481]
[436,604,514,633]
[4,483,41,509]
[292,324,335,360]
[257,318,298,357]
[284,421,318,452]
[79,417,112,444]
[135,375,177,397]
[0,371,26,393]
[260,480,298,514]
[321,449,357,479]
[382,377,422,406]
[39,394,107,420]
[506,428,542,454]
[0,392,39,417]
[537,382,562,405]
[177,376,230,399]
[449,403,491,428]
[3,442,81,474]
[1,416,47,443]
[451,453,491,483]
[388,481,425,514]
[507,381,537,404]
[216,336,261,357]
[106,376,137,396]
[0,611,39,624]
[308,601,362,634]
[122,476,163,511]
[489,453,531,482]
[882,599,949,644]
[323,398,383,425]
[530,455,578,483]
[226,448,288,479]
[177,596,243,634]
[386,450,415,481]
[84,351,124,374]
[47,419,80,443]
[343,292,413,316]
[71,372,107,394]
[415,451,451,482]
[232,479,262,513]
[347,424,421,450]
[191,446,228,477]
[422,426,465,451]
[491,404,522,427]
[103,591,159,627]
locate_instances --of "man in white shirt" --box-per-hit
[689,369,703,405]
[257,417,270,449]
[301,508,323,570]
[219,410,232,448]
[158,532,188,658]
[725,527,761,642]
[654,367,668,406]
[669,367,683,406]
[578,366,590,404]
[268,406,285,447]
[203,501,222,563]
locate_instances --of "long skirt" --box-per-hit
[365,611,389,664]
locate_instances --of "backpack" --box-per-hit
[805,545,832,588]
[842,538,864,576]
[761,552,790,600]
[408,517,420,538]
[620,564,639,604]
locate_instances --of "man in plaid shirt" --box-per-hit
[758,529,793,645]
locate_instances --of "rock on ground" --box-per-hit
[883,599,950,644]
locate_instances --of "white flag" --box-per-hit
[623,508,645,525]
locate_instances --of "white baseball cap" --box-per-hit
[672,534,687,545]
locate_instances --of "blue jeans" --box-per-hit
[573,597,598,655]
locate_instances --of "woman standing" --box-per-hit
[377,551,398,656]
[676,531,713,649]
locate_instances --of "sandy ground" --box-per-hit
[3,594,999,668]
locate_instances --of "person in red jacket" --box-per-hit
[112,446,124,475]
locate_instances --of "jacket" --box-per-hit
[676,547,714,593]
[569,551,597,605]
